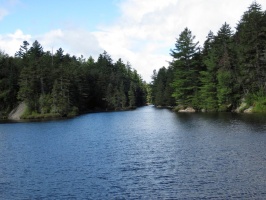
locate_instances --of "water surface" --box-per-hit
[0,106,266,199]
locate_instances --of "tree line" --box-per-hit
[151,2,266,112]
[0,41,147,119]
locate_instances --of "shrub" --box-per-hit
[245,88,266,113]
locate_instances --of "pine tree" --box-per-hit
[215,23,238,110]
[199,31,219,111]
[128,83,136,108]
[15,41,29,58]
[0,54,20,114]
[236,2,266,94]
[2,41,147,117]
[119,82,127,109]
[164,66,176,106]
[170,28,200,107]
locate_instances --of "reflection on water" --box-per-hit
[0,106,266,199]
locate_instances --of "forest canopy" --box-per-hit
[1,2,266,119]
[151,2,266,112]
[0,41,147,119]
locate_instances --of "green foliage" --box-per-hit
[68,106,79,117]
[145,84,152,104]
[20,106,32,119]
[236,2,266,94]
[119,82,127,109]
[21,112,61,120]
[0,52,20,115]
[151,2,266,113]
[1,40,147,119]
[170,28,200,107]
[151,67,175,107]
[39,94,52,114]
[217,70,233,108]
[128,83,136,108]
[15,41,29,58]
[246,88,266,113]
[3,1,266,117]
[253,98,266,113]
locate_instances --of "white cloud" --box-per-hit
[94,0,266,82]
[0,29,31,55]
[1,0,266,82]
[36,29,103,58]
[0,28,103,59]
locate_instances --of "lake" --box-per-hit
[0,106,266,199]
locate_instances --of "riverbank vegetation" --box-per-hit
[0,43,147,119]
[151,2,266,113]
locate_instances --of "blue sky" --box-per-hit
[1,0,266,82]
[1,0,120,34]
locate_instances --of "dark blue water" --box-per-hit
[1,106,266,199]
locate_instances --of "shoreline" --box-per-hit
[154,105,263,114]
[1,106,139,123]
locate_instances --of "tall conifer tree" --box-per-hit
[170,28,200,107]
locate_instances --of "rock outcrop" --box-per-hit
[8,102,26,120]
[178,107,196,113]
[243,106,253,113]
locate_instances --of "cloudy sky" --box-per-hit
[1,0,265,82]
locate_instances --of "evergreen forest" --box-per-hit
[1,2,266,119]
[151,2,266,112]
[0,41,147,119]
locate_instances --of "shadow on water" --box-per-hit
[175,111,266,133]
[0,117,71,124]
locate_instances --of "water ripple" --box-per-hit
[0,106,266,199]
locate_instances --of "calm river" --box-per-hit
[0,106,266,199]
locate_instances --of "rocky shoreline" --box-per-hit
[157,104,255,113]
[5,102,138,122]
[8,102,26,120]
